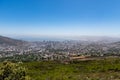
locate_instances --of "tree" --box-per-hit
[0,61,30,80]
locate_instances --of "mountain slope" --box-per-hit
[0,35,26,46]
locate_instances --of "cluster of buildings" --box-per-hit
[0,40,120,60]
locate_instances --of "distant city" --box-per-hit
[0,35,120,61]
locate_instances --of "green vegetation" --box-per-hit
[0,54,40,62]
[0,61,30,80]
[22,57,120,80]
[1,57,120,80]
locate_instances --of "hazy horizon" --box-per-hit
[1,34,120,41]
[0,0,120,37]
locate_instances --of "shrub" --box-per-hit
[0,61,30,80]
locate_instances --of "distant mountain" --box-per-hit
[0,35,26,46]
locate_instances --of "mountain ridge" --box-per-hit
[0,35,26,46]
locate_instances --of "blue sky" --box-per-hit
[0,0,120,38]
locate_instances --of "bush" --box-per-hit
[0,61,30,80]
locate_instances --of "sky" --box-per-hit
[0,0,120,38]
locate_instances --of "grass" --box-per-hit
[16,57,120,80]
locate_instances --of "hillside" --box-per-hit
[0,35,26,46]
[20,58,120,80]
